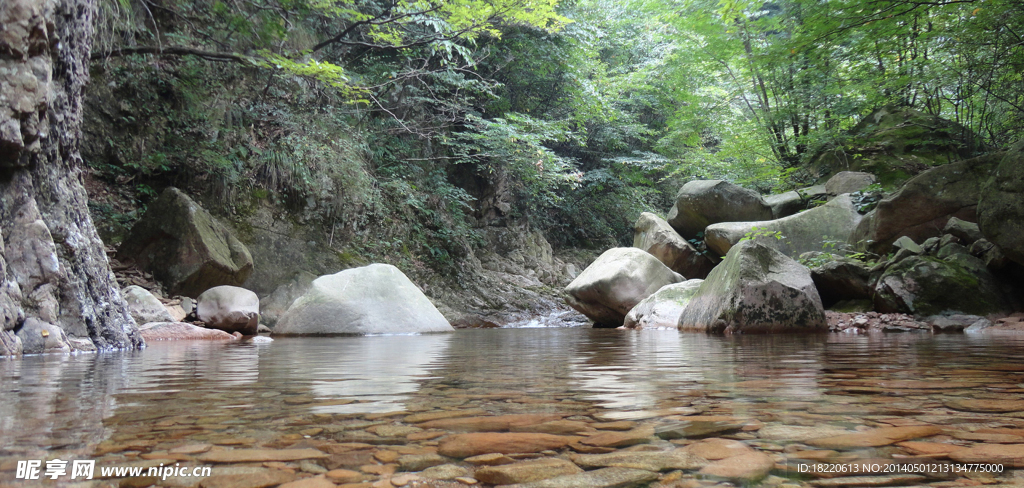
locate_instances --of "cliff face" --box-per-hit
[0,0,142,354]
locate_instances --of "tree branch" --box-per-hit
[90,46,251,63]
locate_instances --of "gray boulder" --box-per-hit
[275,264,453,335]
[803,254,873,308]
[874,254,1008,316]
[825,171,877,195]
[260,271,316,327]
[679,241,827,334]
[196,286,260,335]
[667,180,772,239]
[764,185,827,219]
[565,248,684,327]
[944,217,983,246]
[633,212,716,279]
[624,279,704,329]
[123,285,175,325]
[969,239,1009,270]
[850,154,999,254]
[117,187,253,297]
[978,140,1024,266]
[16,318,72,354]
[704,194,864,258]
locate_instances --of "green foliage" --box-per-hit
[798,235,879,268]
[739,226,784,243]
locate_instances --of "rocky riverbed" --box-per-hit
[5,331,1024,487]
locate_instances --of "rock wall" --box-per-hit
[0,0,142,354]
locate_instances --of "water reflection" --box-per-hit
[4,329,1024,463]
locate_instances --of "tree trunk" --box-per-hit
[0,0,142,355]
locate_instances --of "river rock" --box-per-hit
[873,255,1008,316]
[579,426,655,448]
[197,448,329,463]
[16,317,72,354]
[436,433,577,458]
[655,421,744,440]
[826,171,877,195]
[805,255,873,307]
[118,187,253,297]
[978,139,1024,266]
[623,279,703,329]
[944,399,1024,413]
[421,464,470,480]
[571,450,707,471]
[275,264,453,335]
[679,241,827,334]
[259,271,316,328]
[123,285,175,325]
[139,322,238,341]
[943,217,983,245]
[511,420,592,435]
[418,414,565,432]
[949,444,1024,467]
[697,451,774,482]
[0,331,21,356]
[564,248,683,327]
[667,180,773,239]
[475,458,583,485]
[764,185,828,219]
[850,154,998,254]
[498,467,659,488]
[395,453,446,472]
[704,194,863,258]
[633,212,716,278]
[196,286,260,335]
[806,426,942,449]
[198,469,296,488]
[680,438,754,460]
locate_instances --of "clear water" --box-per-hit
[3,329,1024,485]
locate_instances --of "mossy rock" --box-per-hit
[874,255,1008,316]
[679,240,827,334]
[808,107,982,187]
[117,187,253,297]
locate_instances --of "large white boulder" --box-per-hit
[123,285,175,325]
[275,264,453,335]
[624,279,704,329]
[564,248,684,327]
[679,241,827,334]
[196,286,260,335]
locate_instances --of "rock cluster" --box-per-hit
[566,156,1024,330]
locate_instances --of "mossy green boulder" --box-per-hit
[850,154,1000,255]
[808,107,980,186]
[678,241,827,334]
[117,187,253,297]
[978,139,1024,266]
[704,194,864,258]
[874,254,1007,316]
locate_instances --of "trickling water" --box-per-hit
[3,329,1024,486]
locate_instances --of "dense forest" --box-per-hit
[86,0,1024,275]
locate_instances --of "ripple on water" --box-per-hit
[4,330,1024,486]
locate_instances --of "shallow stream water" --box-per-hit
[3,329,1024,487]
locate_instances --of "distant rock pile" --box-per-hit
[566,142,1024,332]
